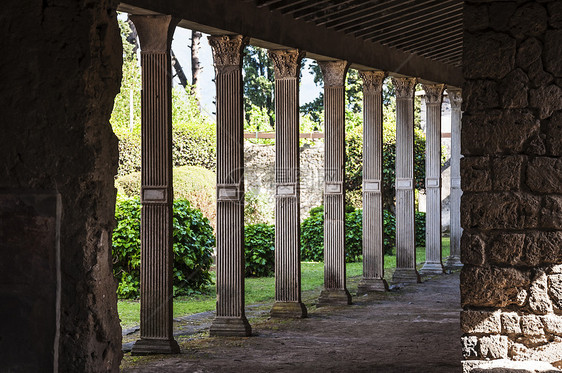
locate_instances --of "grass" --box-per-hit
[118,237,451,328]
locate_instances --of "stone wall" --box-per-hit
[0,1,122,371]
[461,1,562,371]
[244,142,324,221]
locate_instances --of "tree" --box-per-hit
[190,30,203,104]
[243,45,275,130]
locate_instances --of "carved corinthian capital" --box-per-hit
[359,70,386,94]
[448,88,462,110]
[319,60,350,88]
[269,49,305,79]
[208,35,249,70]
[392,77,417,99]
[421,84,445,105]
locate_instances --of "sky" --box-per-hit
[170,27,322,119]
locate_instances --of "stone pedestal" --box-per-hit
[208,35,252,337]
[391,77,421,285]
[357,70,389,295]
[318,60,352,306]
[420,84,445,276]
[445,89,463,270]
[269,49,307,318]
[130,15,180,355]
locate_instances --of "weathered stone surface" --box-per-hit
[480,335,509,359]
[462,111,540,155]
[461,266,530,308]
[516,38,542,70]
[508,3,548,39]
[525,132,547,156]
[524,231,562,267]
[499,69,529,109]
[529,85,562,119]
[502,312,522,335]
[541,196,562,229]
[462,335,480,359]
[462,232,487,266]
[490,233,525,266]
[548,1,562,29]
[544,30,562,77]
[529,271,554,315]
[542,315,562,335]
[492,156,524,191]
[526,157,562,193]
[549,274,562,310]
[465,3,489,32]
[462,193,540,230]
[521,315,545,337]
[464,32,516,80]
[546,111,562,156]
[461,156,492,192]
[462,310,502,334]
[489,2,518,33]
[464,80,499,112]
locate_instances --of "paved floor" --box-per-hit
[122,272,462,372]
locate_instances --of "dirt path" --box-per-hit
[122,272,462,372]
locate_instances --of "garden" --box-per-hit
[112,19,448,330]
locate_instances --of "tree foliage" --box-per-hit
[243,46,275,130]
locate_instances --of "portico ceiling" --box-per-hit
[119,0,464,86]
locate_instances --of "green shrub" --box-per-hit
[244,223,275,277]
[300,206,362,263]
[415,211,426,248]
[112,198,215,299]
[381,210,426,255]
[115,165,216,228]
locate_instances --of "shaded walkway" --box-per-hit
[122,272,462,372]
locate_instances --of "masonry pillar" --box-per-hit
[130,15,180,355]
[391,77,421,285]
[208,35,252,336]
[357,70,388,293]
[444,88,463,270]
[420,84,446,275]
[317,60,352,305]
[269,50,308,318]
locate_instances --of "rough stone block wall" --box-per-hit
[0,1,122,371]
[244,142,324,221]
[461,1,562,370]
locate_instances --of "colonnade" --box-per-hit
[129,15,463,353]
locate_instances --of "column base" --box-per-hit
[131,338,180,355]
[444,255,463,270]
[391,268,421,285]
[210,316,252,337]
[317,288,352,306]
[419,261,445,276]
[270,301,307,318]
[357,278,389,294]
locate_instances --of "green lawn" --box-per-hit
[118,237,451,328]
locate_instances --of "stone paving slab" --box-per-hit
[122,272,462,372]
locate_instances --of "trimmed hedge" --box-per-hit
[112,198,215,299]
[244,223,275,277]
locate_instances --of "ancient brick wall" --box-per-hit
[0,1,122,371]
[461,1,562,370]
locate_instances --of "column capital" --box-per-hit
[319,60,350,88]
[269,49,305,79]
[421,84,445,105]
[130,15,178,53]
[359,70,386,94]
[447,88,462,110]
[208,35,249,70]
[392,77,417,99]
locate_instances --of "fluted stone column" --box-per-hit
[391,77,421,285]
[269,50,308,318]
[208,35,252,336]
[318,60,352,306]
[420,84,445,276]
[357,71,388,294]
[445,88,463,270]
[130,15,179,355]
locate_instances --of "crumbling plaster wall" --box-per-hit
[0,1,123,371]
[461,0,562,371]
